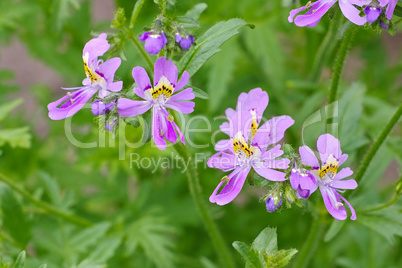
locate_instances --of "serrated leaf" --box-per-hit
[12,251,25,268]
[359,206,402,244]
[324,220,345,242]
[0,186,31,248]
[69,222,111,253]
[0,99,23,122]
[124,214,176,268]
[251,227,278,254]
[87,236,121,262]
[232,241,262,268]
[184,3,207,20]
[264,249,298,268]
[0,127,31,148]
[178,18,247,76]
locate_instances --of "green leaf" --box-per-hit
[0,186,31,248]
[359,206,402,244]
[184,3,207,21]
[50,0,80,31]
[176,16,200,28]
[124,214,176,268]
[0,127,31,148]
[190,86,209,99]
[0,99,23,122]
[87,236,121,262]
[38,265,47,268]
[264,249,298,268]
[178,18,248,76]
[124,116,141,128]
[393,5,402,18]
[12,251,25,268]
[324,220,345,242]
[69,222,111,253]
[141,113,153,144]
[252,227,278,254]
[206,39,238,112]
[232,241,262,268]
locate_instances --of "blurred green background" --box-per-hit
[0,0,401,267]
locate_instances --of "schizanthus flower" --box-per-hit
[48,33,122,120]
[118,57,195,150]
[175,33,195,50]
[288,0,370,27]
[289,161,317,199]
[207,88,294,205]
[139,31,168,54]
[299,134,357,220]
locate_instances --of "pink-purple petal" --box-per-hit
[154,57,178,87]
[337,193,357,220]
[330,179,358,190]
[207,152,237,171]
[83,33,110,64]
[319,186,347,220]
[209,167,250,205]
[252,165,287,181]
[334,167,353,181]
[98,57,121,83]
[317,133,342,164]
[386,0,398,20]
[339,1,367,25]
[117,98,152,117]
[175,71,190,92]
[299,145,320,169]
[132,66,152,94]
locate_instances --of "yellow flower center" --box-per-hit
[151,76,174,101]
[319,155,338,179]
[233,132,253,158]
[250,110,258,138]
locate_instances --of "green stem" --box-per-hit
[0,173,93,227]
[122,27,155,73]
[354,104,402,184]
[309,14,339,82]
[160,0,167,16]
[361,193,399,213]
[293,217,326,268]
[173,143,235,268]
[325,26,355,133]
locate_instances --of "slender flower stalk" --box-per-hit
[0,173,93,227]
[326,26,355,133]
[173,143,236,268]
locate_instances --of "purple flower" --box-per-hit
[207,88,294,205]
[91,99,116,116]
[117,57,195,150]
[299,134,357,220]
[139,31,168,54]
[288,0,371,27]
[364,5,383,23]
[105,116,117,132]
[175,33,195,50]
[289,161,317,199]
[48,33,122,120]
[266,194,282,212]
[378,0,398,20]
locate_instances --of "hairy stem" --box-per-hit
[0,173,93,227]
[173,143,235,268]
[293,216,326,268]
[354,104,402,184]
[326,27,355,133]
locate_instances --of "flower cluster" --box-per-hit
[208,89,357,220]
[289,0,399,28]
[48,34,193,148]
[208,88,294,205]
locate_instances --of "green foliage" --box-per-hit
[178,18,248,76]
[0,186,31,248]
[233,227,298,268]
